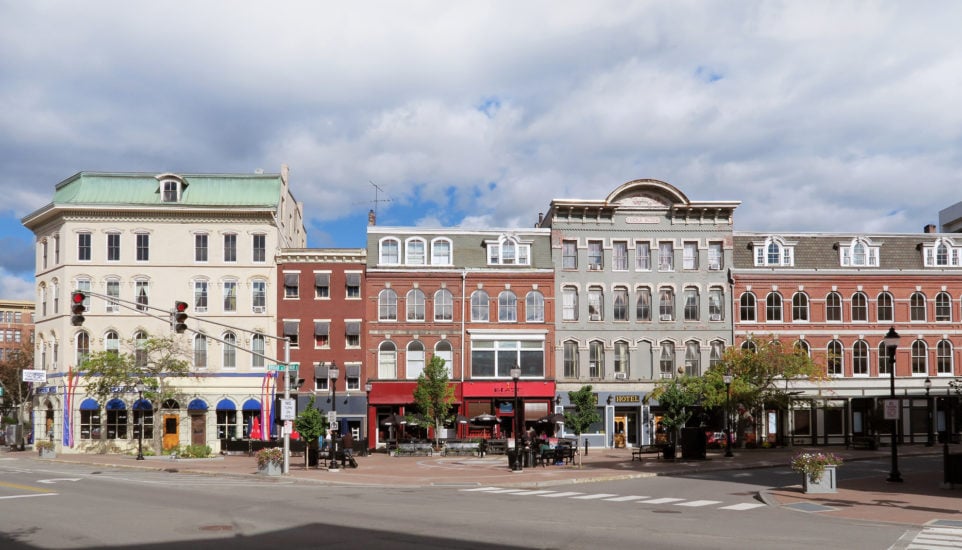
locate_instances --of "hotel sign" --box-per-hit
[613,395,640,403]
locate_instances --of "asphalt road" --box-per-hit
[0,455,934,549]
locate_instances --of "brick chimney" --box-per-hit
[368,209,376,226]
[924,224,936,233]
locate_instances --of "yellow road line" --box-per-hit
[0,481,55,494]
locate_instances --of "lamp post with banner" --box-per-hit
[328,362,340,471]
[883,327,902,483]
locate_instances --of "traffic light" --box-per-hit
[173,301,188,333]
[70,291,86,326]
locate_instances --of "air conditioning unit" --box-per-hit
[710,313,721,321]
[614,372,627,380]
[196,307,208,314]
[709,265,721,271]
[252,306,266,314]
[660,372,674,379]
[659,314,673,321]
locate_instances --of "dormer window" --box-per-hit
[839,237,880,267]
[923,238,961,267]
[486,234,531,265]
[752,236,794,266]
[156,174,188,203]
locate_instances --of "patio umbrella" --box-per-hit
[455,415,469,424]
[250,417,262,440]
[538,413,565,424]
[471,413,499,425]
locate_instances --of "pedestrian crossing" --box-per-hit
[459,486,766,512]
[906,526,962,549]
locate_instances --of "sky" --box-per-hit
[2,1,961,300]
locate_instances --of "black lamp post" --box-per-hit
[944,388,951,486]
[925,377,934,446]
[328,362,340,470]
[511,365,522,471]
[883,326,902,483]
[135,381,146,461]
[723,371,734,458]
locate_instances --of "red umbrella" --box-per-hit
[250,417,262,440]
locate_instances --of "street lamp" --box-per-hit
[925,377,934,446]
[883,326,902,483]
[723,371,734,458]
[135,381,146,461]
[511,365,522,471]
[328,362,340,470]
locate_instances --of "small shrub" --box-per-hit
[183,444,212,458]
[256,447,284,468]
[791,451,843,483]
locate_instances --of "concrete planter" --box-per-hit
[39,449,56,459]
[802,465,837,493]
[258,462,282,476]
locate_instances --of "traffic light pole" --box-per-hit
[282,337,291,475]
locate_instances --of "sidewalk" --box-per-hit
[17,444,960,527]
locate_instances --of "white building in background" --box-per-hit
[22,167,305,454]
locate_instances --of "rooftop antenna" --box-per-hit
[354,181,392,218]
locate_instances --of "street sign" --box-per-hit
[279,398,296,420]
[883,399,900,420]
[22,370,47,383]
[267,364,287,371]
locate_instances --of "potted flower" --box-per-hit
[255,447,284,476]
[36,440,56,458]
[791,450,843,493]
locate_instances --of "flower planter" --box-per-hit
[258,462,282,476]
[802,465,837,494]
[39,449,56,459]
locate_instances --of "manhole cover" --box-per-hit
[199,525,234,532]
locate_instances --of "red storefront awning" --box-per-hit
[461,380,556,399]
[368,381,463,405]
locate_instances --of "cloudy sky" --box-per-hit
[2,1,961,300]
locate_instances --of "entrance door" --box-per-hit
[613,415,628,448]
[162,414,179,451]
[191,414,206,446]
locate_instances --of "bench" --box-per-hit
[442,440,480,456]
[850,435,879,450]
[392,442,435,457]
[485,440,508,455]
[631,445,662,460]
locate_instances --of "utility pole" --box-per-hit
[282,338,291,475]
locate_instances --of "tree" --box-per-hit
[77,335,193,452]
[646,377,696,454]
[0,340,34,449]
[294,395,327,468]
[564,385,601,467]
[412,355,456,448]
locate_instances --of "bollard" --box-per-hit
[584,439,589,456]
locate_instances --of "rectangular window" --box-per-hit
[224,234,237,262]
[252,234,266,263]
[636,288,651,321]
[587,288,603,321]
[80,409,101,440]
[431,240,451,265]
[346,273,361,298]
[708,242,723,270]
[194,281,208,312]
[284,321,299,348]
[587,241,603,270]
[562,240,578,269]
[223,281,237,312]
[315,273,330,299]
[106,280,120,313]
[709,289,723,321]
[136,234,149,261]
[135,280,149,312]
[314,321,330,349]
[635,242,651,270]
[683,242,698,270]
[284,273,299,299]
[195,234,208,262]
[612,242,628,271]
[106,233,120,262]
[658,242,674,271]
[562,288,578,321]
[345,322,361,348]
[78,232,91,261]
[252,281,266,311]
[613,288,628,321]
[684,289,699,321]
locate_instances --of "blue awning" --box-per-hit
[133,399,152,411]
[106,398,126,410]
[80,398,99,410]
[216,398,236,411]
[242,398,261,411]
[188,398,208,411]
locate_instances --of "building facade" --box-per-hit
[538,179,739,449]
[22,168,305,454]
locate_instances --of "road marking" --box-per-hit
[484,488,529,494]
[37,478,82,484]
[638,497,684,504]
[0,493,58,500]
[461,487,502,492]
[604,495,649,502]
[675,500,722,507]
[571,493,618,500]
[907,526,962,549]
[506,490,557,496]
[720,502,766,511]
[0,480,56,493]
[537,491,584,498]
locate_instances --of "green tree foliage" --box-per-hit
[412,355,456,447]
[646,378,696,448]
[0,340,34,448]
[564,385,602,467]
[294,395,327,468]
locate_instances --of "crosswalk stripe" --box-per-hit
[506,490,557,496]
[719,502,766,511]
[537,491,584,498]
[461,487,502,492]
[572,493,618,500]
[604,495,649,502]
[638,497,685,504]
[675,500,722,507]
[485,488,529,494]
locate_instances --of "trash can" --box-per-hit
[507,449,519,469]
[681,427,707,460]
[308,447,319,467]
[948,453,962,484]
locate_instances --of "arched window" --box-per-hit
[794,340,810,357]
[588,286,604,321]
[740,292,756,322]
[659,342,675,377]
[378,341,397,379]
[134,331,147,367]
[194,333,207,368]
[105,330,119,356]
[851,292,868,322]
[685,341,700,376]
[435,340,453,377]
[405,238,426,265]
[766,292,782,322]
[825,292,842,322]
[431,238,452,265]
[935,292,952,322]
[827,340,843,376]
[589,341,604,378]
[563,341,579,378]
[741,340,757,353]
[659,288,674,321]
[406,289,425,321]
[853,340,869,375]
[636,288,651,321]
[911,340,927,375]
[378,289,398,321]
[562,287,578,321]
[877,292,894,322]
[878,342,891,374]
[910,292,927,321]
[709,341,725,368]
[792,292,809,322]
[434,289,454,322]
[938,340,953,374]
[252,333,265,368]
[76,331,90,365]
[614,341,629,376]
[379,238,400,264]
[471,290,490,322]
[406,340,425,379]
[613,287,629,321]
[684,288,700,321]
[498,290,517,322]
[526,290,545,322]
[223,331,237,369]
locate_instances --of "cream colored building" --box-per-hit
[22,167,305,454]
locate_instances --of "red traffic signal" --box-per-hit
[71,291,86,326]
[173,301,189,333]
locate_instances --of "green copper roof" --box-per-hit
[52,172,282,207]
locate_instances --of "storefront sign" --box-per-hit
[613,395,640,403]
[36,386,58,395]
[883,399,900,420]
[22,370,46,383]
